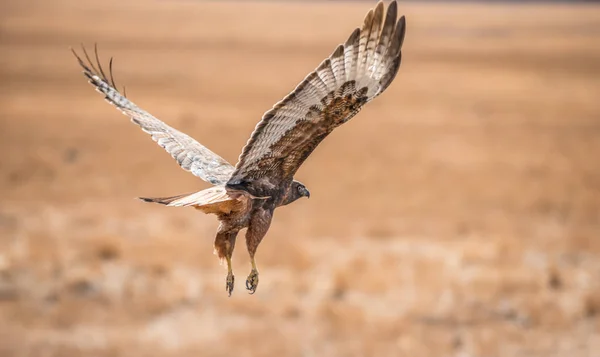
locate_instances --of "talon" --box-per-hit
[245,269,259,294]
[226,272,235,297]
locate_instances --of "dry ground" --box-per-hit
[1,0,600,356]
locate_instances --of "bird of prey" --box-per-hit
[73,0,406,296]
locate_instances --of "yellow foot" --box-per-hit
[245,269,259,294]
[226,272,235,297]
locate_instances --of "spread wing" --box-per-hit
[72,46,235,186]
[228,0,405,190]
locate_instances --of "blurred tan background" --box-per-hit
[1,0,600,356]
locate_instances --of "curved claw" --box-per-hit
[245,269,259,294]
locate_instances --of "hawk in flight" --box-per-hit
[73,0,406,296]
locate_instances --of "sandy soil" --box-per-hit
[1,0,600,356]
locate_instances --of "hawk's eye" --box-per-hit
[297,185,303,193]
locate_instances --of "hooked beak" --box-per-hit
[304,188,310,199]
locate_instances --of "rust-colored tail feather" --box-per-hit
[138,186,243,215]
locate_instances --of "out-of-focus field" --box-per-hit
[1,0,600,356]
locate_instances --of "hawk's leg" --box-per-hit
[214,228,239,297]
[225,256,235,297]
[245,208,273,294]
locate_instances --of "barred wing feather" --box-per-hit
[228,1,406,189]
[72,46,235,186]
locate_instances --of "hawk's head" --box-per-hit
[282,180,310,206]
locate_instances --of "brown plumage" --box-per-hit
[73,0,406,296]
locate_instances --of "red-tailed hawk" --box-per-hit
[73,0,406,296]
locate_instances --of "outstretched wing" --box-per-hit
[228,1,405,190]
[72,46,235,185]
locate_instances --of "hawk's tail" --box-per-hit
[138,186,243,215]
[138,193,192,206]
[139,186,233,207]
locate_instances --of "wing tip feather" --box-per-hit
[331,44,344,59]
[345,28,360,47]
[373,2,385,26]
[398,15,407,49]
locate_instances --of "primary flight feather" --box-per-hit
[73,0,406,296]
